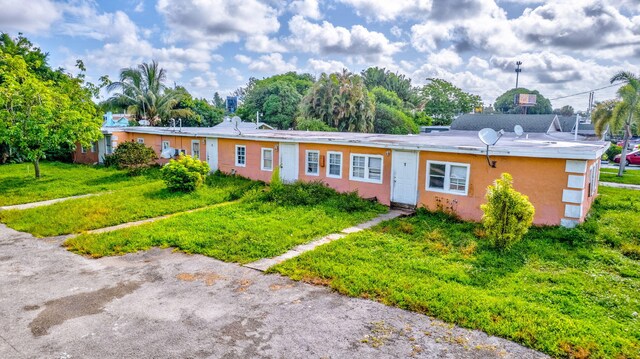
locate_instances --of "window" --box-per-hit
[306,150,320,175]
[81,145,87,154]
[350,154,383,183]
[162,141,170,150]
[426,161,470,195]
[588,163,598,197]
[327,151,342,178]
[235,145,246,167]
[91,142,97,153]
[105,135,113,154]
[137,138,144,144]
[192,140,200,159]
[261,148,273,171]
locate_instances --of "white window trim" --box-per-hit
[326,151,343,179]
[349,153,384,184]
[137,138,144,144]
[162,141,170,150]
[305,150,320,176]
[191,140,200,159]
[261,148,273,171]
[80,145,87,154]
[425,160,470,196]
[235,145,246,167]
[91,142,97,153]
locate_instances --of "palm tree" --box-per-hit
[105,61,191,125]
[593,72,640,176]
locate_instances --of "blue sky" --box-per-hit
[1,0,639,110]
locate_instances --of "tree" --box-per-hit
[361,67,419,107]
[105,61,192,125]
[420,78,482,125]
[494,88,552,115]
[171,87,223,127]
[593,72,640,176]
[370,87,418,134]
[300,70,375,132]
[294,117,336,131]
[0,52,102,178]
[553,105,574,117]
[106,141,157,175]
[212,92,225,109]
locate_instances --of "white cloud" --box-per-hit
[289,0,322,19]
[134,1,144,12]
[234,54,252,64]
[0,0,62,33]
[336,0,432,21]
[307,59,348,74]
[427,48,463,69]
[245,35,287,53]
[189,72,218,89]
[156,0,280,48]
[287,16,403,62]
[248,53,297,73]
[390,26,403,38]
[467,56,489,70]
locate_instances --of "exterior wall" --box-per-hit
[217,138,279,183]
[127,133,206,164]
[72,143,99,164]
[298,143,392,205]
[417,152,569,226]
[561,158,600,227]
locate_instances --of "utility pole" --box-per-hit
[515,61,522,89]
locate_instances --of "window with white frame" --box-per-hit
[261,148,273,171]
[137,138,144,144]
[81,145,87,154]
[426,161,470,195]
[306,150,320,175]
[588,163,598,197]
[192,140,200,159]
[91,142,97,153]
[327,151,342,178]
[350,154,383,183]
[162,141,170,150]
[235,145,246,166]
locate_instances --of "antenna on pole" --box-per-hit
[515,61,522,89]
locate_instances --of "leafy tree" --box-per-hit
[421,78,482,125]
[0,38,102,178]
[295,117,336,131]
[361,67,419,106]
[553,105,574,116]
[494,88,552,115]
[212,91,225,109]
[370,87,418,134]
[172,87,223,127]
[238,72,314,129]
[593,72,640,176]
[300,70,375,132]
[106,141,157,175]
[481,173,535,250]
[105,61,192,125]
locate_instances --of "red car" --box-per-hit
[614,150,640,166]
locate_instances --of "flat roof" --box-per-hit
[103,126,608,160]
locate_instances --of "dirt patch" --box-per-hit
[268,283,294,291]
[235,279,252,292]
[28,281,141,337]
[176,272,224,286]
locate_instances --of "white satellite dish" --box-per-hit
[231,116,242,123]
[514,125,524,137]
[479,128,499,146]
[160,147,175,159]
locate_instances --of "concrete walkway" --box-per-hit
[244,209,413,272]
[600,182,640,190]
[0,193,103,211]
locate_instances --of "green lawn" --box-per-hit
[600,167,640,185]
[64,186,387,264]
[0,174,258,237]
[0,162,149,206]
[272,186,640,358]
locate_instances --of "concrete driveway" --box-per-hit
[0,224,546,359]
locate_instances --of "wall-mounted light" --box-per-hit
[385,150,391,156]
[274,144,279,151]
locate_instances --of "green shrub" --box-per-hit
[605,144,622,161]
[108,141,157,175]
[481,173,535,250]
[161,155,210,192]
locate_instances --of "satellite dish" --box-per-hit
[231,116,242,123]
[479,128,499,146]
[160,147,175,159]
[514,125,524,137]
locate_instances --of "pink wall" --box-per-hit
[218,138,279,183]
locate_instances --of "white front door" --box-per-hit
[279,142,298,183]
[206,138,218,172]
[391,150,419,205]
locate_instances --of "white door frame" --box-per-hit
[279,142,299,183]
[391,150,419,205]
[206,138,218,172]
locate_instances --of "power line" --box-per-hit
[549,83,621,101]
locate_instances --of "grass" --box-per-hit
[0,173,258,237]
[63,182,387,264]
[272,186,640,358]
[600,167,640,185]
[0,161,150,206]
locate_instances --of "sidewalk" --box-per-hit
[600,182,640,190]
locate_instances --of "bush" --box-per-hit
[605,144,622,162]
[481,173,535,250]
[161,155,210,192]
[108,141,157,175]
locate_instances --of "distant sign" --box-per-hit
[226,96,238,113]
[514,94,537,106]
